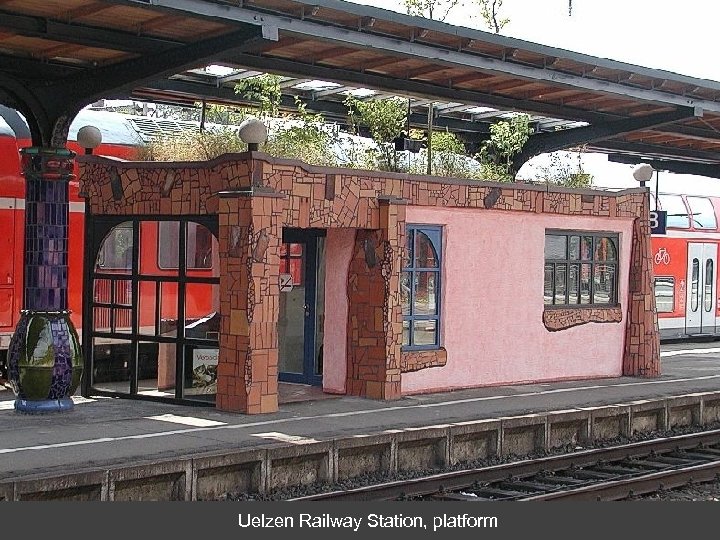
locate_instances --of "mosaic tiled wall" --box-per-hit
[401,348,448,373]
[345,202,405,400]
[80,153,660,412]
[543,308,624,331]
[623,197,661,377]
[216,191,284,414]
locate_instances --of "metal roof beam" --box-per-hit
[512,107,699,173]
[435,103,472,114]
[313,85,355,98]
[127,78,492,133]
[594,139,720,164]
[218,70,263,84]
[0,54,82,79]
[607,154,720,178]
[0,10,181,54]
[142,0,720,113]
[22,23,272,146]
[220,52,622,124]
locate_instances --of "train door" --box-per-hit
[686,243,717,335]
[0,198,16,330]
[278,228,325,386]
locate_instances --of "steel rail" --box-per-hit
[285,429,720,501]
[521,461,720,501]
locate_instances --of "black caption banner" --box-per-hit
[0,501,714,539]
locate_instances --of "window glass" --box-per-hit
[544,265,554,305]
[593,264,615,304]
[687,197,717,229]
[414,231,438,268]
[403,225,441,349]
[580,263,592,304]
[580,236,593,260]
[594,237,617,261]
[705,259,714,312]
[413,272,438,316]
[568,236,580,260]
[412,320,437,346]
[568,264,580,305]
[658,194,690,228]
[545,235,566,259]
[280,242,304,285]
[159,222,214,269]
[691,258,699,312]
[96,222,133,272]
[654,277,675,313]
[401,272,412,315]
[403,229,414,269]
[545,231,619,308]
[554,264,567,305]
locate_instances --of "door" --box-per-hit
[278,229,325,385]
[0,200,16,328]
[686,243,717,335]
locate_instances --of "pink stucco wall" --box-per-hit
[322,228,355,393]
[401,206,634,395]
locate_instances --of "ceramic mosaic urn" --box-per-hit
[8,147,83,412]
[8,312,83,411]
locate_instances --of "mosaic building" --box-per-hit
[79,153,659,414]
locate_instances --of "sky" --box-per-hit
[345,0,720,194]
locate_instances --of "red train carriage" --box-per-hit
[652,192,720,339]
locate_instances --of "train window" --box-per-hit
[402,225,442,349]
[691,259,699,312]
[657,195,690,229]
[686,197,717,229]
[544,231,619,307]
[158,221,214,269]
[654,277,675,313]
[705,260,714,312]
[96,222,133,271]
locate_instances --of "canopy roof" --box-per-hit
[2,0,720,175]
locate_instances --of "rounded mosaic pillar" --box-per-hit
[7,147,83,412]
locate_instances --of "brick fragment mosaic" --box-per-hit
[81,152,660,412]
[623,199,661,377]
[401,348,448,372]
[543,308,623,331]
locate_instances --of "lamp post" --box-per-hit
[238,117,268,151]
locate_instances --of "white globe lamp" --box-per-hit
[77,125,102,155]
[632,163,654,187]
[238,117,268,151]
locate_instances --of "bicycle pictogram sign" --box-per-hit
[654,247,670,265]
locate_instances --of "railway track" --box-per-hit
[286,429,720,502]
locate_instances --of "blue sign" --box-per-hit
[650,210,667,235]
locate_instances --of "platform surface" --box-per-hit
[2,341,720,481]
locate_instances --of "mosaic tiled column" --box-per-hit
[217,189,284,414]
[346,198,406,399]
[8,147,83,412]
[622,191,661,376]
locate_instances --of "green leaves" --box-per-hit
[477,114,531,181]
[345,96,409,171]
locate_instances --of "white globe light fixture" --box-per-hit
[238,117,268,151]
[77,125,102,155]
[632,163,654,187]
